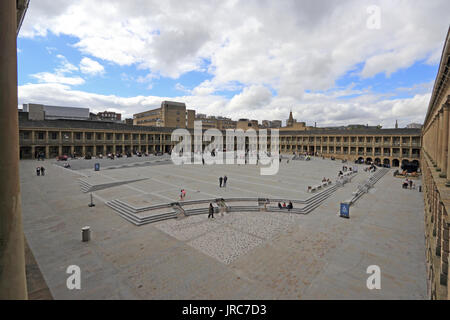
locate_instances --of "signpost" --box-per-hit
[340,202,350,219]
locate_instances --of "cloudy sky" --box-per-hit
[17,0,450,128]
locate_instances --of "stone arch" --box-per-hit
[383,158,390,166]
[392,159,400,167]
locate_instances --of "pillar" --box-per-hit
[437,111,443,170]
[0,0,28,299]
[441,105,449,178]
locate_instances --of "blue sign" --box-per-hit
[94,163,100,171]
[340,202,350,218]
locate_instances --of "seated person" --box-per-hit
[322,177,327,182]
[278,202,282,209]
[282,202,287,209]
[287,201,293,211]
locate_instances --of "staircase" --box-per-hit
[349,168,389,204]
[78,178,148,193]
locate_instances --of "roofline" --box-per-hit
[16,0,30,36]
[424,25,450,128]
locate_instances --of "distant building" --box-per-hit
[281,111,310,131]
[236,119,259,130]
[23,103,90,121]
[97,111,122,122]
[262,120,282,128]
[406,123,422,129]
[133,101,195,128]
[124,118,134,125]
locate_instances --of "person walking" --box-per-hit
[219,176,223,188]
[223,175,228,187]
[208,203,214,219]
[287,201,293,212]
[182,189,186,199]
[36,167,40,176]
[278,202,282,210]
[41,166,45,176]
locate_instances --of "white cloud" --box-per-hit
[30,73,85,85]
[18,82,429,128]
[79,57,105,76]
[17,0,449,126]
[30,54,84,85]
[19,0,449,85]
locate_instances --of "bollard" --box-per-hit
[82,226,91,242]
[88,193,95,207]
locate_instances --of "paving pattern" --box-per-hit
[19,157,427,299]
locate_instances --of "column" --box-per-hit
[82,132,86,156]
[0,0,28,299]
[437,111,443,170]
[440,106,448,177]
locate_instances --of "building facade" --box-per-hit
[23,103,90,121]
[421,27,450,300]
[97,111,122,122]
[19,115,421,167]
[133,101,195,128]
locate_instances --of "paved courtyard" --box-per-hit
[20,156,427,299]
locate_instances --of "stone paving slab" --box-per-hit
[19,158,426,299]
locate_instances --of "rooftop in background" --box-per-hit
[18,117,422,136]
[23,103,90,121]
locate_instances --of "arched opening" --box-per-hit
[412,160,420,167]
[374,158,381,166]
[357,157,364,164]
[365,157,373,164]
[383,158,390,167]
[402,159,419,173]
[392,159,400,167]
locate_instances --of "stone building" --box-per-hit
[97,111,122,122]
[19,113,421,167]
[133,101,195,128]
[421,27,450,300]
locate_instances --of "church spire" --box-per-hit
[288,110,294,126]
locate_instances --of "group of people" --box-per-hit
[402,178,416,190]
[36,152,45,161]
[364,163,377,173]
[322,177,331,183]
[219,175,228,188]
[36,166,45,176]
[342,165,352,172]
[278,201,293,211]
[208,198,226,218]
